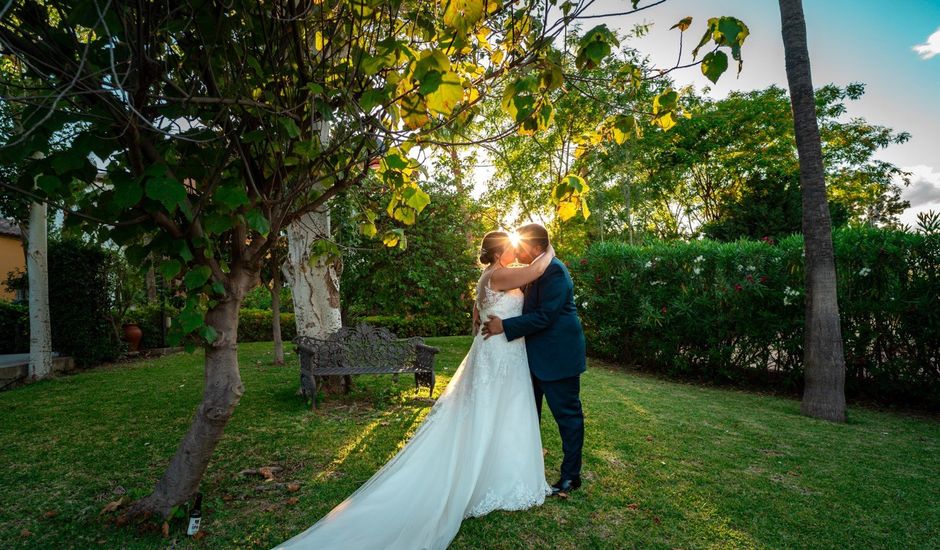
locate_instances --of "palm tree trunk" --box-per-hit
[778,0,846,422]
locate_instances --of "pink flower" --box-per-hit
[661,306,667,315]
[580,258,589,265]
[746,274,754,283]
[734,283,743,292]
[759,275,768,284]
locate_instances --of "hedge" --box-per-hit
[355,314,469,338]
[571,227,940,407]
[236,309,464,342]
[238,308,297,343]
[0,301,28,354]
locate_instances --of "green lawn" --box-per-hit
[1,337,937,549]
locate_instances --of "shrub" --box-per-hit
[338,183,482,337]
[238,308,297,342]
[125,302,179,350]
[48,239,121,366]
[355,314,469,338]
[571,227,940,407]
[0,301,28,354]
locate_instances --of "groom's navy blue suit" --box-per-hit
[502,257,586,480]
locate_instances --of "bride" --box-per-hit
[275,231,556,550]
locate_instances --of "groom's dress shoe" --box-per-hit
[550,477,581,497]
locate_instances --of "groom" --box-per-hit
[482,223,586,497]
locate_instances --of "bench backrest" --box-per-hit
[296,324,423,374]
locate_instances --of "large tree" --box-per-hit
[778,0,846,422]
[1,0,746,518]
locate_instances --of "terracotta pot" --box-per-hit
[122,323,143,352]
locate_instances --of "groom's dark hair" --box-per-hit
[517,223,550,251]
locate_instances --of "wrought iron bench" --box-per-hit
[294,324,440,408]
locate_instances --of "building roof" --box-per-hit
[0,218,22,238]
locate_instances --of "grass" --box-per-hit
[1,336,938,549]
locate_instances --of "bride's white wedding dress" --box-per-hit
[275,268,551,550]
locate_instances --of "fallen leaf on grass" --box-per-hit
[259,467,276,481]
[42,510,58,519]
[193,530,207,541]
[286,497,299,505]
[161,521,170,538]
[100,496,130,514]
[653,516,662,524]
[287,483,301,492]
[222,494,234,502]
[20,529,31,538]
[626,503,639,510]
[115,514,129,527]
[646,435,654,441]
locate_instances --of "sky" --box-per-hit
[474,0,940,227]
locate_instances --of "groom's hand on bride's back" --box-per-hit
[481,315,503,339]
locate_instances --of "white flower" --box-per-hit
[737,264,744,271]
[858,267,872,277]
[644,261,652,268]
[694,255,705,263]
[693,267,702,275]
[581,302,588,309]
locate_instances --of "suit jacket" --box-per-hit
[502,257,586,381]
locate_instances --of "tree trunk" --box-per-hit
[778,0,846,422]
[26,201,52,379]
[271,266,284,366]
[145,263,158,302]
[284,207,347,393]
[127,269,254,518]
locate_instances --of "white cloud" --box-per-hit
[899,165,940,226]
[913,28,940,60]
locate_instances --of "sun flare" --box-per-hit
[508,231,522,248]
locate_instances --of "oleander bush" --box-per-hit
[571,227,940,407]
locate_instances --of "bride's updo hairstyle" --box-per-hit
[479,231,510,266]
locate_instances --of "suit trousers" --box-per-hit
[532,374,584,480]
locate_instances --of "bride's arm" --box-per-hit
[489,245,556,291]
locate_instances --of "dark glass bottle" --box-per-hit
[187,492,202,536]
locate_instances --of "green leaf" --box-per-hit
[214,185,250,210]
[244,210,270,236]
[35,174,60,194]
[576,25,618,70]
[112,181,143,209]
[178,307,205,334]
[159,260,182,280]
[183,265,212,290]
[145,177,187,212]
[701,50,728,84]
[200,325,219,344]
[402,185,431,212]
[203,213,234,235]
[280,118,301,138]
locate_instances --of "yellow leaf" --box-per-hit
[581,200,591,219]
[315,31,324,51]
[557,201,578,221]
[425,70,464,115]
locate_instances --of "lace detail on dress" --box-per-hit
[464,479,553,518]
